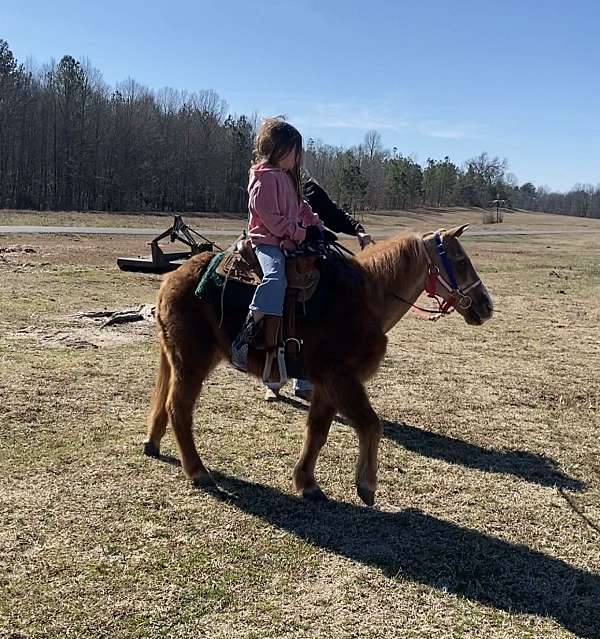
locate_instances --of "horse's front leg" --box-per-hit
[293,386,336,502]
[332,377,382,506]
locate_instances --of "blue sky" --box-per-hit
[2,0,599,191]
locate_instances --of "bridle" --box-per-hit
[390,230,483,321]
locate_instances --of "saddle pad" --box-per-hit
[194,251,226,300]
[194,251,256,314]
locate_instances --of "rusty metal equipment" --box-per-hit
[117,215,215,273]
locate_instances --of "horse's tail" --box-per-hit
[150,336,171,406]
[146,284,173,437]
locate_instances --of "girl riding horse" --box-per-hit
[231,117,335,371]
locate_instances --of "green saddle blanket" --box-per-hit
[195,251,257,313]
[195,251,226,300]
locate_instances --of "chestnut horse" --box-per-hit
[144,225,493,505]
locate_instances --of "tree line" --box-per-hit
[1,40,598,218]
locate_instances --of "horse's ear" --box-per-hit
[446,224,469,238]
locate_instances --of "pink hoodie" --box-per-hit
[247,163,323,250]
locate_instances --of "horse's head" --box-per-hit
[423,225,493,326]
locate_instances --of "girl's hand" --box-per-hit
[357,232,372,249]
[305,225,323,243]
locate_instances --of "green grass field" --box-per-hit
[1,211,599,638]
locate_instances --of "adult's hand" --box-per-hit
[357,232,372,249]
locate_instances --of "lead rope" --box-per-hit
[389,289,451,322]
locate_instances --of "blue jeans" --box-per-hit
[249,245,287,317]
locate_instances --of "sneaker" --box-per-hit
[264,387,280,402]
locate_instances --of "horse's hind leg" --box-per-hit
[166,351,216,487]
[330,376,382,506]
[144,343,171,457]
[293,385,336,501]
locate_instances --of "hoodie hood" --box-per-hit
[251,162,282,173]
[248,162,284,191]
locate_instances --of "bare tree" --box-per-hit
[0,40,596,218]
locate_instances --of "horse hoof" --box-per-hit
[303,487,328,502]
[357,484,375,506]
[191,473,217,489]
[143,439,160,458]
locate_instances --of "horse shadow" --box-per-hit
[279,396,584,492]
[206,471,600,639]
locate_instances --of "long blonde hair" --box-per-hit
[253,117,303,202]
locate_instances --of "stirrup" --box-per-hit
[262,346,288,389]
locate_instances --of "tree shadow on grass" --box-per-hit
[279,396,584,492]
[206,471,599,639]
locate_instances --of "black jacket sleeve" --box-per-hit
[302,179,365,237]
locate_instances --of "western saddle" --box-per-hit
[216,236,321,387]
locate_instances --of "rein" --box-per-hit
[335,231,482,322]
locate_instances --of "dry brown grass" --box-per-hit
[1,213,599,638]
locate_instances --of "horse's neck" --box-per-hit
[380,268,427,333]
[358,235,428,334]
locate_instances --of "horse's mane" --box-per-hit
[354,232,424,283]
